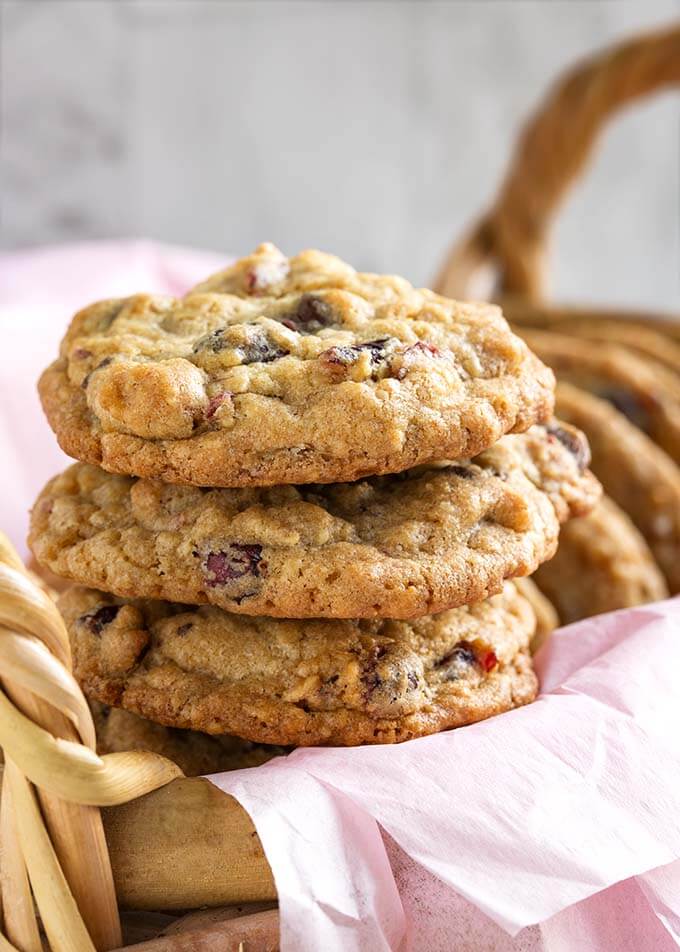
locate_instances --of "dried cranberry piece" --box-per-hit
[319,345,360,369]
[391,340,442,380]
[193,327,288,364]
[479,649,498,673]
[283,294,334,333]
[82,604,120,635]
[358,339,390,363]
[404,341,440,358]
[202,544,263,587]
[73,348,92,360]
[245,259,290,294]
[205,392,231,419]
[545,422,590,471]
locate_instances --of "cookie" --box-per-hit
[506,305,680,372]
[39,243,554,487]
[555,382,680,593]
[520,330,680,462]
[91,701,284,776]
[513,578,558,654]
[59,583,538,746]
[31,424,599,619]
[533,496,668,624]
[513,317,680,377]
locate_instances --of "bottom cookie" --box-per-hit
[533,496,668,624]
[91,701,285,776]
[60,584,538,747]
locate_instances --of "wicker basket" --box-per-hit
[0,535,279,950]
[434,24,680,333]
[2,23,679,952]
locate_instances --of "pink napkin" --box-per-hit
[2,242,679,952]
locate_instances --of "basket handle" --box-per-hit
[434,24,680,301]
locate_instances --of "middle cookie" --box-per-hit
[30,422,599,619]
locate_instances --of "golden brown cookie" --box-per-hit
[521,330,680,462]
[507,308,680,375]
[39,244,554,487]
[533,496,668,624]
[555,382,680,593]
[513,578,558,654]
[31,424,599,619]
[91,701,284,776]
[60,583,538,747]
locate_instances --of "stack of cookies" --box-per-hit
[29,244,600,762]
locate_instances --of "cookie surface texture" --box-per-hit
[31,424,599,618]
[39,243,555,486]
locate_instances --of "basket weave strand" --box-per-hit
[434,24,680,301]
[0,533,183,951]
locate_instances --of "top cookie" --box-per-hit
[39,244,554,487]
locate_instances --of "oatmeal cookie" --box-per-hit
[31,424,599,618]
[39,244,554,487]
[60,583,538,747]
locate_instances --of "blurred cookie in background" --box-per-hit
[507,309,680,375]
[533,496,668,625]
[521,330,680,463]
[554,382,680,593]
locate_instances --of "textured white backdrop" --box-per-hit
[2,0,679,309]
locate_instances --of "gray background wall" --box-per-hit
[2,0,679,309]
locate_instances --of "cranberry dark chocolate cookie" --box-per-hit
[39,244,554,487]
[61,583,538,747]
[31,423,599,619]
